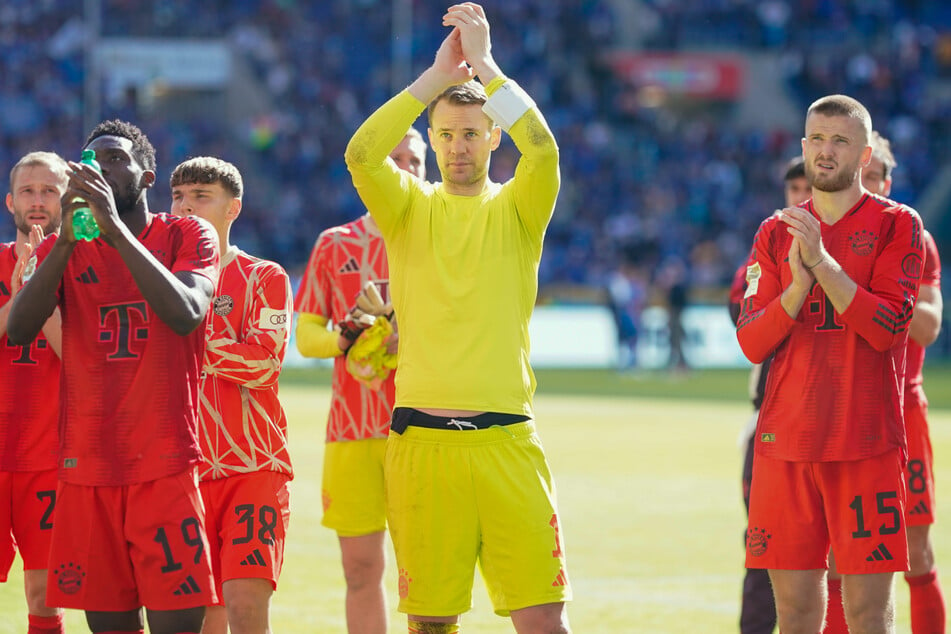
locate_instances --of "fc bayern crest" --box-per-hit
[849,229,878,256]
[214,295,235,316]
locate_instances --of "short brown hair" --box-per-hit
[426,81,491,127]
[170,156,243,199]
[806,94,872,145]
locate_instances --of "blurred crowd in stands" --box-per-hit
[1,0,949,325]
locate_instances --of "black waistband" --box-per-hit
[390,408,529,434]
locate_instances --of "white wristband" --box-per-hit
[482,80,535,131]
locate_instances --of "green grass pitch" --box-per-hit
[2,366,949,632]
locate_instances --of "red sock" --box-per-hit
[27,613,64,634]
[907,569,946,634]
[822,578,849,634]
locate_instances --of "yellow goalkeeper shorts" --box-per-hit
[321,438,386,537]
[384,421,571,617]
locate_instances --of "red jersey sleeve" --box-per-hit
[204,256,291,389]
[169,215,219,284]
[838,206,922,351]
[921,230,941,288]
[295,230,334,318]
[736,216,798,363]
[728,260,747,325]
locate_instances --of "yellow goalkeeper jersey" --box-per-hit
[345,84,559,417]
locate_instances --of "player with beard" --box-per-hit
[7,120,220,634]
[0,152,68,634]
[737,95,924,634]
[822,132,945,634]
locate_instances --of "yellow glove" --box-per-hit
[346,315,397,390]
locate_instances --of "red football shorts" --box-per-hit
[200,471,290,605]
[904,401,936,526]
[46,468,217,611]
[747,449,908,575]
[0,469,58,580]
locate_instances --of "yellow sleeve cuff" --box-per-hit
[484,75,508,96]
[295,312,343,358]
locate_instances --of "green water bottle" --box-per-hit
[72,149,102,241]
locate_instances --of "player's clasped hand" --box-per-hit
[780,206,826,274]
[443,3,491,69]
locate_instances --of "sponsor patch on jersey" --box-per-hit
[760,432,776,443]
[744,262,762,298]
[259,307,289,330]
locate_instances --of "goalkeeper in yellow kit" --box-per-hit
[345,3,571,633]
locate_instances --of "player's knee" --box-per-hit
[23,572,58,616]
[406,619,460,633]
[222,579,272,632]
[343,554,385,591]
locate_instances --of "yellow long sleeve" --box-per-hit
[295,312,343,359]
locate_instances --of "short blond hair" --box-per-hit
[9,151,69,193]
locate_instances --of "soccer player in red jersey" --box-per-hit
[295,128,426,634]
[7,120,220,634]
[728,156,810,634]
[170,156,293,634]
[1,152,68,634]
[822,132,945,634]
[737,95,924,634]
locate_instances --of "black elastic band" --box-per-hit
[390,408,528,433]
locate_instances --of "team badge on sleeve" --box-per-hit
[258,307,289,330]
[744,262,762,299]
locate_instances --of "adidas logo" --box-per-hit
[172,575,201,596]
[75,266,100,284]
[909,501,930,515]
[551,569,568,587]
[240,549,267,567]
[866,543,894,562]
[338,257,360,274]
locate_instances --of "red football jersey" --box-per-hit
[0,243,60,471]
[54,213,219,485]
[904,230,941,408]
[198,248,293,481]
[295,215,394,442]
[737,194,924,462]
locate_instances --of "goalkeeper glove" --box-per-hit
[338,281,394,352]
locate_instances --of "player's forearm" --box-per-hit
[40,308,63,357]
[0,301,11,340]
[111,230,214,335]
[503,84,560,234]
[7,239,72,345]
[407,66,457,105]
[838,284,916,352]
[909,285,943,346]
[780,281,811,319]
[346,91,425,170]
[205,340,284,388]
[296,313,344,359]
[809,256,858,315]
[737,299,796,364]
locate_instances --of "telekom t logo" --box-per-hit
[98,301,149,359]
